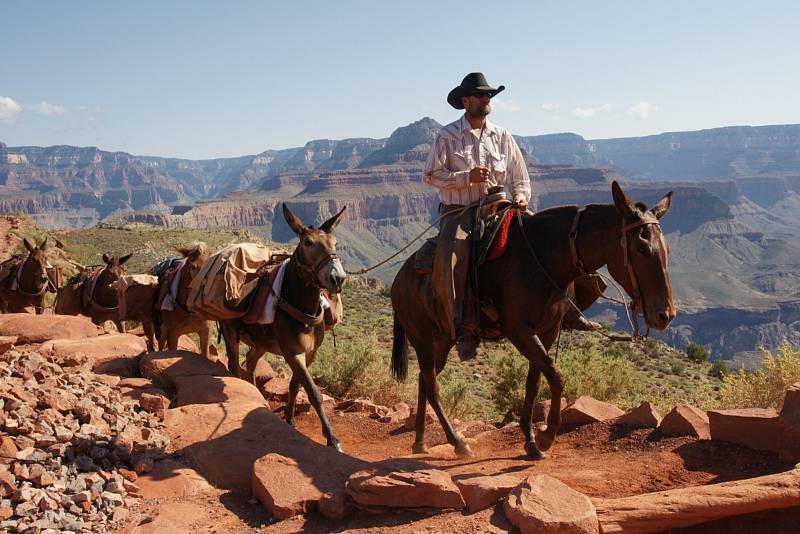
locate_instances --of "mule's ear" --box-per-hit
[102,253,111,264]
[319,205,346,234]
[23,238,34,251]
[119,253,133,265]
[282,204,306,235]
[612,181,634,218]
[651,191,673,220]
[39,236,48,251]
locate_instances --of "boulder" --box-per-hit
[454,473,521,512]
[40,333,146,376]
[660,405,710,439]
[779,383,800,462]
[0,314,102,344]
[379,402,412,424]
[503,474,599,534]
[0,335,16,355]
[121,386,169,406]
[174,375,267,407]
[252,358,277,391]
[177,335,198,353]
[118,377,154,389]
[262,376,290,401]
[135,459,215,499]
[561,396,625,425]
[336,398,391,418]
[139,350,228,382]
[166,400,363,493]
[346,467,464,509]
[140,393,171,419]
[252,452,367,520]
[533,398,565,423]
[616,401,662,428]
[708,408,780,452]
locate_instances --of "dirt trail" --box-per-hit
[122,407,798,533]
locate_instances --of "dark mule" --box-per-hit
[155,242,212,357]
[55,253,133,332]
[391,181,675,458]
[0,238,52,314]
[219,205,347,450]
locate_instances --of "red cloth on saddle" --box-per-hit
[486,207,518,261]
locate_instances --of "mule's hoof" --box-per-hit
[524,441,547,460]
[329,440,344,453]
[412,442,428,454]
[537,432,556,452]
[454,442,474,458]
[286,419,296,428]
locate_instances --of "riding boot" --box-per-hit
[455,286,480,361]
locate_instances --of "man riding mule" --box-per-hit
[0,237,55,314]
[423,72,531,361]
[391,181,676,459]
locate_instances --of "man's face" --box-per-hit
[462,92,492,118]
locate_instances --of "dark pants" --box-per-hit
[431,204,478,341]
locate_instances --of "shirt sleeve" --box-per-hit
[507,134,531,204]
[423,132,471,190]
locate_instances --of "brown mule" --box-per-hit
[155,242,212,357]
[0,238,52,314]
[391,181,675,459]
[220,204,347,451]
[55,253,133,332]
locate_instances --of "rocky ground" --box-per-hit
[1,312,799,534]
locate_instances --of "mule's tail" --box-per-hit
[391,314,409,381]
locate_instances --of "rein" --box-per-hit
[270,252,327,327]
[84,267,120,313]
[14,257,49,298]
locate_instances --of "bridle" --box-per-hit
[569,207,664,336]
[15,254,50,298]
[270,245,340,327]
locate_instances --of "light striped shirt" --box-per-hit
[423,115,531,206]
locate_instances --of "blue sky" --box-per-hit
[2,1,799,159]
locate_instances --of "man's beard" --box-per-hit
[466,104,491,119]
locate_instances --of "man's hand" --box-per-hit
[514,197,529,211]
[469,166,490,183]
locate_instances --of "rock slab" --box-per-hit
[455,473,521,512]
[779,383,800,462]
[175,375,266,407]
[659,405,710,439]
[139,350,228,382]
[0,313,102,344]
[503,474,599,534]
[708,408,780,452]
[347,467,465,509]
[252,452,367,520]
[616,401,662,428]
[561,396,625,426]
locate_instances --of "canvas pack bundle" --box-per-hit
[186,242,274,320]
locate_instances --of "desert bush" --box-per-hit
[708,359,729,379]
[685,342,710,362]
[490,338,641,417]
[312,333,408,407]
[719,342,800,410]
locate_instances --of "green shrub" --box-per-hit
[685,342,710,362]
[490,338,641,418]
[708,360,729,379]
[719,342,800,410]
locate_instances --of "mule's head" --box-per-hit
[176,241,210,279]
[608,181,675,331]
[100,252,133,288]
[22,237,49,287]
[283,203,347,293]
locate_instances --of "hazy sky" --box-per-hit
[2,1,799,159]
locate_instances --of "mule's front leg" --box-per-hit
[142,320,156,352]
[198,321,211,359]
[412,375,428,454]
[507,329,563,456]
[219,321,241,378]
[284,376,301,428]
[285,352,342,452]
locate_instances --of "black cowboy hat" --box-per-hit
[447,72,505,110]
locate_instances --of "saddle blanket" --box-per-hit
[247,258,331,325]
[158,263,184,311]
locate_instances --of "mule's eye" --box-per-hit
[636,239,649,254]
[304,239,314,247]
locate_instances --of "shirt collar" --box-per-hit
[459,114,497,136]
